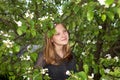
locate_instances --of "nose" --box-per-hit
[62,32,66,38]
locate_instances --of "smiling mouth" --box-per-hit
[61,38,67,41]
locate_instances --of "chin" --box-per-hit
[62,42,68,45]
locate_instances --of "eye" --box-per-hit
[63,30,67,33]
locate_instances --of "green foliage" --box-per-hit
[67,71,87,80]
[0,0,120,80]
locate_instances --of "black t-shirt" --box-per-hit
[35,52,77,80]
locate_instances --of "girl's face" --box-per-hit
[51,24,69,47]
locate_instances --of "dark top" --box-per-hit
[35,52,77,80]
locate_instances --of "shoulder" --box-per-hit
[34,51,46,68]
[38,51,44,57]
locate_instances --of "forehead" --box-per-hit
[55,24,66,31]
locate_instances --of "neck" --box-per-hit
[55,45,64,58]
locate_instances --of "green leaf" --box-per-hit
[83,64,89,74]
[61,11,71,21]
[109,67,120,77]
[106,11,114,21]
[21,25,27,32]
[75,0,81,4]
[48,29,56,38]
[73,5,80,14]
[87,11,94,21]
[117,8,120,18]
[101,14,106,22]
[13,45,20,52]
[105,0,114,6]
[76,71,87,80]
[9,72,14,75]
[30,20,35,28]
[33,69,42,80]
[30,53,37,62]
[17,28,23,35]
[9,75,15,80]
[31,29,36,37]
[100,67,105,75]
[100,75,113,80]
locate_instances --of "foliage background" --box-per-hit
[0,0,120,80]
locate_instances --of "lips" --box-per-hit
[61,38,67,41]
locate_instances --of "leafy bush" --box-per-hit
[0,0,120,80]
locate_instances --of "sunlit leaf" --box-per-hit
[83,64,89,74]
[105,0,114,6]
[101,14,106,22]
[17,28,23,35]
[13,45,20,52]
[87,10,94,21]
[76,71,87,80]
[30,52,37,62]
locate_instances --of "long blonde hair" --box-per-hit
[43,23,72,65]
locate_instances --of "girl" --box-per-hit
[35,23,77,80]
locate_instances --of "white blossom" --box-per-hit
[38,16,48,21]
[111,3,116,7]
[84,25,87,27]
[9,51,13,53]
[50,16,54,20]
[0,31,4,35]
[66,70,71,76]
[44,68,48,71]
[25,12,29,17]
[82,3,87,7]
[87,40,90,43]
[3,33,11,37]
[81,52,85,55]
[25,10,34,19]
[9,50,13,56]
[114,56,119,62]
[98,25,102,29]
[98,0,110,8]
[88,73,94,79]
[58,6,63,16]
[23,75,31,80]
[3,39,14,48]
[98,0,106,5]
[59,11,63,16]
[27,45,31,52]
[27,77,30,80]
[20,55,24,60]
[26,67,33,73]
[105,5,109,8]
[9,30,14,32]
[20,55,31,61]
[92,40,96,44]
[23,75,27,79]
[26,55,30,60]
[45,73,49,76]
[41,68,48,74]
[15,21,22,27]
[104,68,110,73]
[105,54,111,59]
[29,12,34,19]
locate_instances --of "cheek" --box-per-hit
[52,36,59,42]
